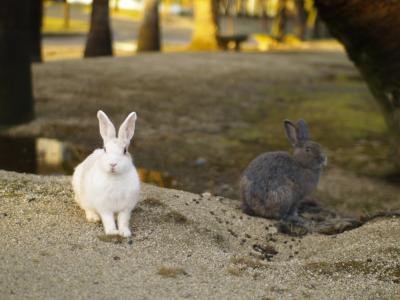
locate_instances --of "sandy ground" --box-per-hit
[0,170,399,299]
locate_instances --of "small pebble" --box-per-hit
[27,197,36,203]
[194,157,207,166]
[268,227,278,234]
[202,192,212,198]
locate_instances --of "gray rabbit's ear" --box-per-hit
[284,120,298,147]
[97,110,116,143]
[296,119,310,141]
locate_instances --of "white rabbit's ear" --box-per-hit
[97,110,116,142]
[297,119,310,141]
[118,112,137,143]
[284,120,298,147]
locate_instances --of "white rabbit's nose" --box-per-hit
[110,163,117,168]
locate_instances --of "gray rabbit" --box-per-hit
[240,119,327,221]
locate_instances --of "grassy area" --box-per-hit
[223,76,397,216]
[226,77,392,173]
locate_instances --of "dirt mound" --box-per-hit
[0,170,398,299]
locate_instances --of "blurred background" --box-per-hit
[1,0,399,218]
[37,0,332,60]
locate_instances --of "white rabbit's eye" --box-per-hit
[123,147,127,155]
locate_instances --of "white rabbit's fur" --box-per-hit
[72,110,140,237]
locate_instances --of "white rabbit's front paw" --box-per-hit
[85,210,100,223]
[119,227,132,237]
[105,228,120,235]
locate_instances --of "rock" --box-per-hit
[194,157,207,166]
[201,192,212,198]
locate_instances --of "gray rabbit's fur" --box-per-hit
[240,119,327,220]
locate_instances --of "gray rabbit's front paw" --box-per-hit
[284,214,305,226]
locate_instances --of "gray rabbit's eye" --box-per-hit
[305,147,311,152]
[123,147,127,155]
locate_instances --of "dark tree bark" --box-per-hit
[295,0,307,40]
[84,0,113,57]
[0,0,34,125]
[312,14,329,39]
[190,0,220,50]
[314,0,400,133]
[260,0,269,33]
[30,0,43,62]
[137,0,161,52]
[272,0,288,41]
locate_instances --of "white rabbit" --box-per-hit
[72,110,140,237]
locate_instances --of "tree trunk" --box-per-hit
[272,0,288,41]
[84,0,113,57]
[312,14,328,39]
[63,1,70,29]
[30,0,43,62]
[314,0,400,134]
[295,0,307,40]
[0,0,34,125]
[190,0,220,50]
[137,0,161,52]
